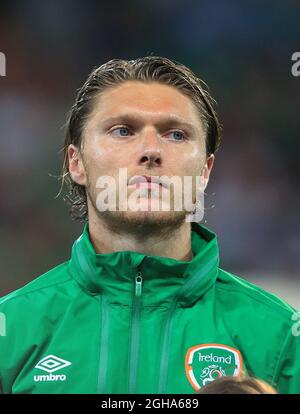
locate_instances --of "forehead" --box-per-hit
[90,81,203,128]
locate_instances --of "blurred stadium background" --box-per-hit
[0,0,299,308]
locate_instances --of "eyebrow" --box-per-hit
[101,114,198,135]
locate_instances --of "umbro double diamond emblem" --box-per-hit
[34,355,71,382]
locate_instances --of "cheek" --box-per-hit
[84,136,120,178]
[170,144,205,177]
[89,134,133,167]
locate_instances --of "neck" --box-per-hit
[87,211,193,262]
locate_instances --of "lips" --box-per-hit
[128,175,165,188]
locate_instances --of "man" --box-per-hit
[0,57,299,394]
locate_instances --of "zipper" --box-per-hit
[135,273,143,297]
[128,271,143,393]
[97,294,109,394]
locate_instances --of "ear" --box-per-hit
[67,144,87,186]
[201,154,215,190]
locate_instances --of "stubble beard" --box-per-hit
[86,184,190,241]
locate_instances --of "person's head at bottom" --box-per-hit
[196,376,277,394]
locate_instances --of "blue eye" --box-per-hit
[170,131,185,141]
[111,127,130,137]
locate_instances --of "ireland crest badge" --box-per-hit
[185,343,243,391]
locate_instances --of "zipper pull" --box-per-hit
[135,272,143,297]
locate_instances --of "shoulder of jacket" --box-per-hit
[216,268,296,319]
[0,261,73,307]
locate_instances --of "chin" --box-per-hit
[98,209,188,236]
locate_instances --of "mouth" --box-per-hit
[131,182,161,190]
[128,175,166,190]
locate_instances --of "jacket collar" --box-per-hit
[69,223,219,307]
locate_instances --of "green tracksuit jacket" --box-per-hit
[0,223,299,394]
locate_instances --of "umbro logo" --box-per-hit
[34,355,71,382]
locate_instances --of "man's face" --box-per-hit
[68,80,214,233]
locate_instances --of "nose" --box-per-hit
[138,129,162,167]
